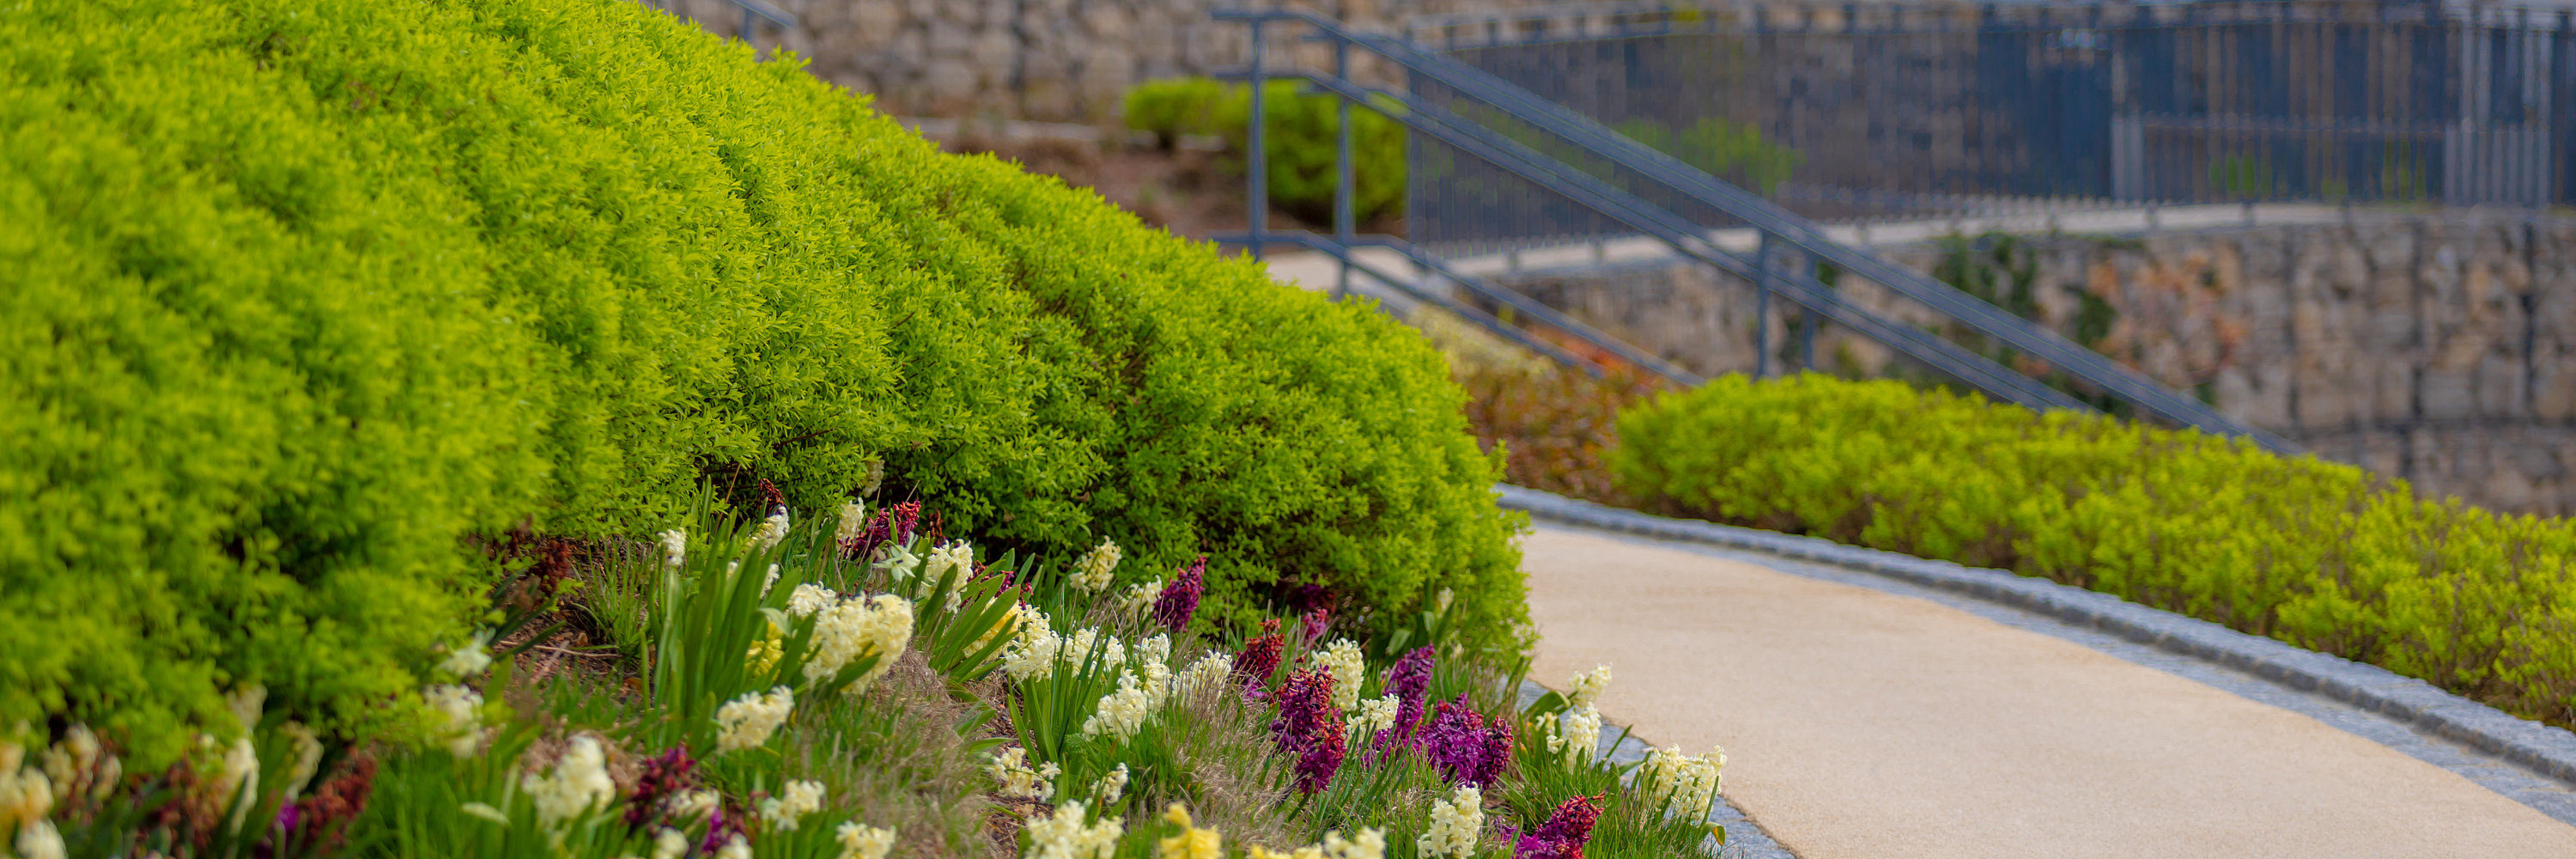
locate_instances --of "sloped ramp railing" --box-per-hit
[1210,7,2295,454]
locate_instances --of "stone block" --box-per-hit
[2419,369,2475,420]
[2540,364,2576,421]
[2374,357,2415,421]
[2476,355,2525,417]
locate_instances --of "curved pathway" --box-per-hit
[1520,523,2576,859]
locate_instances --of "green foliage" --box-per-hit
[1614,374,2576,728]
[1123,77,1408,224]
[2,0,1523,764]
[1612,118,1801,195]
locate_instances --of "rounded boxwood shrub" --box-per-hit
[0,0,1523,766]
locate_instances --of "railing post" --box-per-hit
[1754,231,1775,379]
[1334,36,1354,300]
[1801,255,1821,373]
[1248,18,1267,263]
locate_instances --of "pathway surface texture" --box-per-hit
[1520,524,2576,859]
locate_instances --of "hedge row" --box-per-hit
[1613,375,2576,727]
[0,0,1522,766]
[1121,77,1407,225]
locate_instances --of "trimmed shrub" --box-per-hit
[1614,374,2576,728]
[0,0,1522,765]
[1122,77,1407,225]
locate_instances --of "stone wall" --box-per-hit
[647,0,1547,121]
[1494,212,2576,515]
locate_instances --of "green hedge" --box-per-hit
[1122,77,1406,225]
[0,0,1522,766]
[1613,374,2576,728]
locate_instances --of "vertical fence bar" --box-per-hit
[1248,18,1268,262]
[1754,231,1775,379]
[1801,254,1821,372]
[1334,37,1354,299]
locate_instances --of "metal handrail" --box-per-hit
[1215,7,2293,453]
[1257,232,1617,380]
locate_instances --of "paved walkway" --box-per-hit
[1521,524,2576,859]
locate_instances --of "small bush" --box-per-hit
[1614,374,2576,728]
[1122,77,1407,225]
[2,0,1521,766]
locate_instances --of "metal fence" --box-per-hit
[1402,0,2572,247]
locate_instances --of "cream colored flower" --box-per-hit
[716,833,753,859]
[669,789,720,821]
[440,630,495,678]
[1093,763,1130,806]
[1640,744,1725,819]
[1080,672,1155,740]
[1022,800,1121,859]
[1118,579,1163,619]
[1173,652,1235,699]
[987,747,1058,801]
[1071,540,1121,594]
[837,821,898,859]
[1557,705,1603,765]
[652,827,690,859]
[15,819,64,859]
[1418,785,1482,857]
[281,722,324,801]
[1316,639,1366,712]
[807,594,912,692]
[925,540,974,587]
[835,500,870,545]
[1321,828,1386,859]
[459,801,509,825]
[760,779,826,830]
[1348,695,1399,744]
[714,686,794,752]
[752,509,792,551]
[659,529,689,570]
[1564,663,1612,709]
[524,735,617,830]
[0,744,53,827]
[425,685,487,757]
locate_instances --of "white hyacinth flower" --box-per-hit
[760,779,827,830]
[524,735,617,829]
[1418,785,1483,857]
[714,686,794,752]
[836,821,898,859]
[659,529,688,570]
[1070,539,1121,594]
[1316,639,1366,712]
[1564,663,1613,709]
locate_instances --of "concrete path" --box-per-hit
[1521,524,2576,859]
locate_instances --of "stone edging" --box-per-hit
[1513,679,1796,859]
[1497,484,2576,789]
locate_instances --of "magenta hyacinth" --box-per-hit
[1298,606,1333,643]
[624,746,697,830]
[1269,667,1346,793]
[1513,794,1605,859]
[1473,717,1515,786]
[1382,645,1436,745]
[1236,618,1285,695]
[1419,694,1490,784]
[1152,556,1205,632]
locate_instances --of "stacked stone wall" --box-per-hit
[1496,212,2576,515]
[649,0,1552,121]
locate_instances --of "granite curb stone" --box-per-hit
[1497,483,2576,789]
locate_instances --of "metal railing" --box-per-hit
[636,0,796,41]
[1403,0,2571,230]
[1212,7,2295,452]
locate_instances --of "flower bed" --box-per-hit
[0,503,1734,859]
